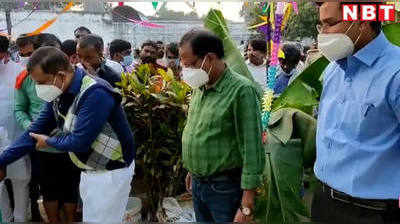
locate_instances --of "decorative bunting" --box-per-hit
[292,1,299,14]
[28,1,73,36]
[261,2,287,138]
[262,2,269,13]
[112,10,165,28]
[281,3,293,31]
[152,2,159,10]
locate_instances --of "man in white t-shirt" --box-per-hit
[246,39,267,91]
[0,35,31,223]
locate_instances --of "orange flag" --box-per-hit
[28,1,73,36]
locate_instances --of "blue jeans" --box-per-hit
[192,178,242,223]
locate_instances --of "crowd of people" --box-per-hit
[0,1,399,224]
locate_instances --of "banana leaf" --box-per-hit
[272,57,329,115]
[384,23,400,47]
[204,9,253,81]
[255,108,316,223]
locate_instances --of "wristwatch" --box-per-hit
[240,205,252,216]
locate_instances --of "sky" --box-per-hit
[111,1,245,22]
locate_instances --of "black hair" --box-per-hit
[74,26,92,35]
[16,34,35,48]
[27,46,71,74]
[316,2,382,35]
[109,39,131,57]
[179,29,200,47]
[0,36,9,53]
[180,30,225,59]
[61,39,77,57]
[166,42,179,57]
[249,39,267,54]
[78,34,104,52]
[141,40,157,50]
[37,33,62,49]
[282,44,301,65]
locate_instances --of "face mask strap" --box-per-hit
[200,55,207,70]
[53,74,65,90]
[53,75,57,85]
[344,22,356,36]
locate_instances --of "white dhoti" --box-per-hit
[0,129,31,222]
[0,181,12,222]
[80,162,135,223]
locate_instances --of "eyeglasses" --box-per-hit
[316,20,343,33]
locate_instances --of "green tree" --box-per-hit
[240,2,319,41]
[284,2,319,41]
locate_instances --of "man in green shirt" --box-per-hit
[180,30,265,223]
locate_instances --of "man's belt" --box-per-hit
[192,168,241,183]
[321,182,398,211]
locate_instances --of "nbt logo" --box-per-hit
[342,4,396,21]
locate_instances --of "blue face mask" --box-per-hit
[122,55,134,67]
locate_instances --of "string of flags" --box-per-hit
[28,0,73,36]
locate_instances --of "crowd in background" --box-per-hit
[0,24,322,223]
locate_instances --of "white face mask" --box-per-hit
[36,76,64,102]
[317,22,360,62]
[182,57,212,89]
[19,56,30,67]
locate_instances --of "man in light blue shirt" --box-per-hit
[313,2,400,224]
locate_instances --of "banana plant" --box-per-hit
[203,7,400,224]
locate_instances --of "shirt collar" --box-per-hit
[353,32,387,67]
[203,66,229,93]
[66,67,85,95]
[246,59,266,68]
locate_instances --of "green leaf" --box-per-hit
[383,23,400,47]
[258,134,309,223]
[272,57,329,114]
[204,10,252,80]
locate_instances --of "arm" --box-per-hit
[0,103,56,168]
[14,87,33,130]
[234,85,265,191]
[233,85,266,222]
[46,88,115,152]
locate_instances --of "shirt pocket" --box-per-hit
[357,101,382,139]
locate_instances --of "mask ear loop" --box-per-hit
[344,22,356,35]
[54,73,65,90]
[200,55,207,70]
[200,55,213,74]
